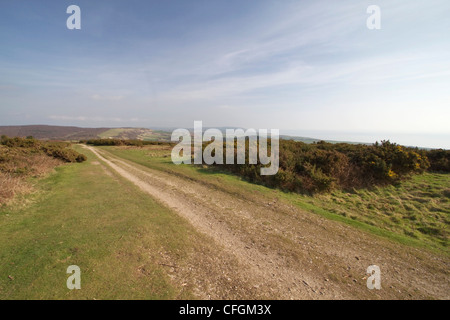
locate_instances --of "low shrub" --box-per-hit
[0,136,87,204]
[426,149,450,172]
[205,139,432,194]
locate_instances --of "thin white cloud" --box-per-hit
[154,50,450,102]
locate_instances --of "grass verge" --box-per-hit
[0,145,198,299]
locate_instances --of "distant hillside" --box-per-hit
[0,125,171,141]
[0,125,374,145]
[97,128,171,141]
[0,125,110,140]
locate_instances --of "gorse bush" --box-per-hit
[42,144,87,163]
[0,136,87,204]
[0,136,87,163]
[207,139,432,194]
[426,149,450,172]
[0,135,41,148]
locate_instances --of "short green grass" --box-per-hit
[0,145,198,299]
[102,146,449,254]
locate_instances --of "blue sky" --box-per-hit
[1,0,449,148]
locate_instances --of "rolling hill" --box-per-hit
[0,125,377,146]
[0,125,171,142]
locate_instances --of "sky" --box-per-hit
[0,0,449,148]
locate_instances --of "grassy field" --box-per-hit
[98,128,171,141]
[299,174,449,248]
[141,130,172,142]
[101,145,449,254]
[0,145,204,299]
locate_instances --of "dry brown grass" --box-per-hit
[0,173,32,204]
[0,151,62,205]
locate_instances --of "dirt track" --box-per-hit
[84,145,449,300]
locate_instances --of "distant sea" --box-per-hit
[280,130,450,150]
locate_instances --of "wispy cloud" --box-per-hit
[1,0,449,148]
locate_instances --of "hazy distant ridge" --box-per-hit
[0,125,110,140]
[0,125,368,145]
